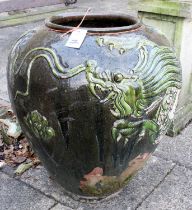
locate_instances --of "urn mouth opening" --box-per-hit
[45,13,141,33]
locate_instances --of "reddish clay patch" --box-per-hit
[80,167,103,189]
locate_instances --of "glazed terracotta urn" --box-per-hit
[7,13,182,198]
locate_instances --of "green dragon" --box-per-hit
[12,36,182,146]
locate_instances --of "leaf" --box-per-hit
[1,126,12,145]
[14,158,40,175]
[0,119,22,138]
[0,138,4,147]
[0,161,6,169]
[0,151,4,160]
[12,156,27,164]
[3,145,14,155]
[7,122,22,138]
[14,162,34,175]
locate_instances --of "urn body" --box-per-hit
[7,13,182,198]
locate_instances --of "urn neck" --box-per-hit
[45,13,142,33]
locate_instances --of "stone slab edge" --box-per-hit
[131,0,192,18]
[0,6,78,28]
[0,0,63,13]
[167,100,192,136]
[0,4,68,21]
[0,98,10,107]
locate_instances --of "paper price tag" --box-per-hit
[65,29,87,49]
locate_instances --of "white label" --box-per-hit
[65,29,87,49]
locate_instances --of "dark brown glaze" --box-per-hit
[7,13,182,198]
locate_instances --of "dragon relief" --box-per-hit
[85,60,147,146]
[85,41,181,146]
[11,35,182,148]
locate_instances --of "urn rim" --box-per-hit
[45,12,142,33]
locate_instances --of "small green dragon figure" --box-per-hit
[24,110,55,141]
[12,35,181,147]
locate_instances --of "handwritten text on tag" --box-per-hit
[65,29,87,49]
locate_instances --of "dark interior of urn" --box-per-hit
[52,16,137,28]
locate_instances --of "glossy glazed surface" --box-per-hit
[7,13,182,197]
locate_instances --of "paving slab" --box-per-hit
[50,203,73,210]
[0,89,9,102]
[0,21,43,101]
[154,123,192,168]
[0,75,10,101]
[80,156,175,210]
[0,164,15,177]
[0,20,43,74]
[20,165,80,209]
[138,165,192,210]
[0,98,10,106]
[0,171,56,210]
[20,156,175,210]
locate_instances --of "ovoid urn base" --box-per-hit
[7,13,182,198]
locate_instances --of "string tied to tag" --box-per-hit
[61,7,91,37]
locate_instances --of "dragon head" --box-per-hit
[86,60,144,118]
